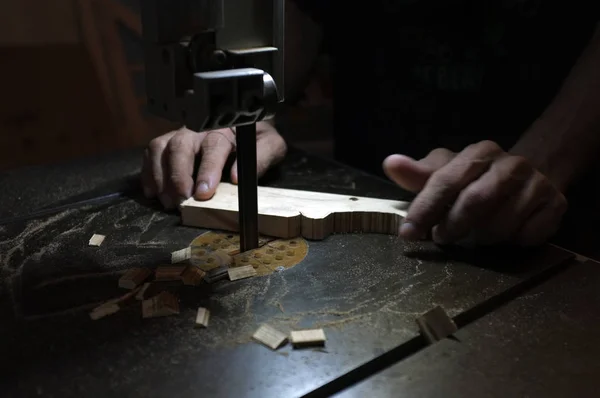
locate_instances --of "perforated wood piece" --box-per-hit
[180,183,410,240]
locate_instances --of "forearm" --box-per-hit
[511,22,600,192]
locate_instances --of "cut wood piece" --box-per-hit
[195,307,210,328]
[135,282,152,300]
[88,234,106,246]
[119,268,151,290]
[182,266,207,286]
[253,324,288,350]
[142,291,180,318]
[290,329,326,348]
[171,247,191,264]
[180,183,410,240]
[155,266,186,281]
[89,302,119,320]
[228,265,257,281]
[416,306,458,344]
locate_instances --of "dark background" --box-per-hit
[0,0,333,172]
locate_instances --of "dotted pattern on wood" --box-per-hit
[189,232,308,277]
[232,238,308,276]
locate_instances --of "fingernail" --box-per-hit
[399,221,420,240]
[197,181,210,194]
[432,226,449,245]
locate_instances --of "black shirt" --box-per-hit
[295,0,598,178]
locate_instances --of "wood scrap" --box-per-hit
[181,266,206,286]
[88,234,105,246]
[89,302,119,320]
[203,266,229,284]
[195,307,210,328]
[154,265,186,281]
[135,282,152,300]
[171,247,191,263]
[90,286,141,320]
[119,267,151,290]
[142,291,180,318]
[228,265,257,281]
[180,182,410,240]
[290,329,326,348]
[252,324,288,350]
[416,306,458,344]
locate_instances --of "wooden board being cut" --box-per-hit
[180,183,410,240]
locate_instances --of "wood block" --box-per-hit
[135,282,152,300]
[180,183,410,240]
[142,291,180,318]
[195,307,210,328]
[252,324,288,350]
[290,329,326,347]
[416,306,458,344]
[155,266,186,281]
[89,302,119,320]
[181,266,206,286]
[88,234,105,246]
[119,268,151,290]
[228,265,257,281]
[171,247,191,263]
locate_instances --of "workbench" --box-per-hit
[1,147,598,398]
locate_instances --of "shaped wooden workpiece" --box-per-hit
[180,183,410,240]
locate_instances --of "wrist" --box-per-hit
[510,119,574,193]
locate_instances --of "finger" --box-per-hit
[401,140,504,240]
[147,131,177,196]
[382,148,455,193]
[231,130,287,183]
[141,149,157,198]
[195,130,234,200]
[480,172,555,244]
[165,129,204,208]
[432,155,533,244]
[515,193,568,246]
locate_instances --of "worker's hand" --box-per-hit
[382,140,568,247]
[141,121,287,209]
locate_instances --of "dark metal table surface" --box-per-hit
[339,258,600,398]
[0,147,586,397]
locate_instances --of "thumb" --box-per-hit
[382,148,454,193]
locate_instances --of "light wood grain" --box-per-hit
[253,324,288,350]
[180,183,409,240]
[416,306,457,344]
[290,329,326,347]
[228,265,257,281]
[195,307,210,328]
